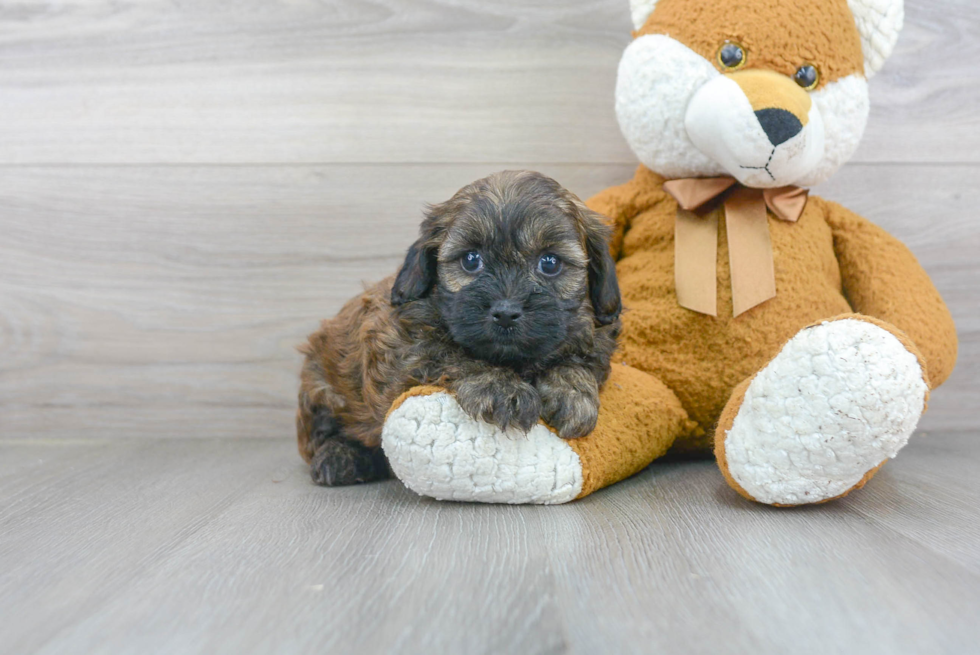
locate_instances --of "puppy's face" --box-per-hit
[436,181,590,365]
[391,171,620,367]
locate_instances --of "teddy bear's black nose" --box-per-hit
[755,108,804,146]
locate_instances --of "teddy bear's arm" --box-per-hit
[822,199,958,388]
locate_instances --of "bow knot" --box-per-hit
[663,177,808,317]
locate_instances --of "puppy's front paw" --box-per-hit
[540,388,600,439]
[537,367,601,439]
[455,376,542,434]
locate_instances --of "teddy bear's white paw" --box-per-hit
[722,319,928,505]
[381,392,584,504]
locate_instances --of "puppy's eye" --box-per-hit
[718,42,746,70]
[537,254,562,277]
[794,64,819,90]
[460,251,483,273]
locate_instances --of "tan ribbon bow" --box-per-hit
[662,177,808,318]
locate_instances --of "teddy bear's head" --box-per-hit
[616,0,903,188]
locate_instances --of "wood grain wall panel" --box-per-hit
[0,0,975,164]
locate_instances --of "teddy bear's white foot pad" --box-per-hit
[723,319,928,505]
[381,392,584,504]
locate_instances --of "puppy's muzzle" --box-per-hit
[490,299,523,328]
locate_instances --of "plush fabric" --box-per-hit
[797,74,869,187]
[628,0,903,77]
[382,364,692,503]
[592,166,955,456]
[847,0,905,76]
[635,0,866,88]
[563,363,693,497]
[379,0,957,505]
[714,316,928,506]
[616,24,871,187]
[382,389,585,504]
[714,314,928,506]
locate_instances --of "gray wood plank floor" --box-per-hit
[2,0,979,652]
[1,435,978,655]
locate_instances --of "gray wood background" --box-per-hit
[1,0,976,441]
[1,2,979,653]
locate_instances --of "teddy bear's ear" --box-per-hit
[847,0,904,77]
[629,0,659,31]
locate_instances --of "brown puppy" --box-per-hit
[296,171,622,486]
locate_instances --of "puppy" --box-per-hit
[296,171,622,486]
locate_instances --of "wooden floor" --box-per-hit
[2,0,979,653]
[0,434,978,654]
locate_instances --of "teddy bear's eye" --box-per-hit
[794,64,819,90]
[718,42,746,70]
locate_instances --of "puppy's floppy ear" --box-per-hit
[391,239,436,306]
[574,200,622,325]
[391,200,454,306]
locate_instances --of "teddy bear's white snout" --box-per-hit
[685,75,826,189]
[616,34,866,187]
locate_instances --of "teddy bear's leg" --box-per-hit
[381,363,692,504]
[715,315,930,506]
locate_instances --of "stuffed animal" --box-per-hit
[380,0,958,505]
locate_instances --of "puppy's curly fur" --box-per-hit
[297,171,622,486]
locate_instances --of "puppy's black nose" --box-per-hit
[755,108,803,146]
[490,300,523,328]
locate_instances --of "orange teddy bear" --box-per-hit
[379,0,957,506]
